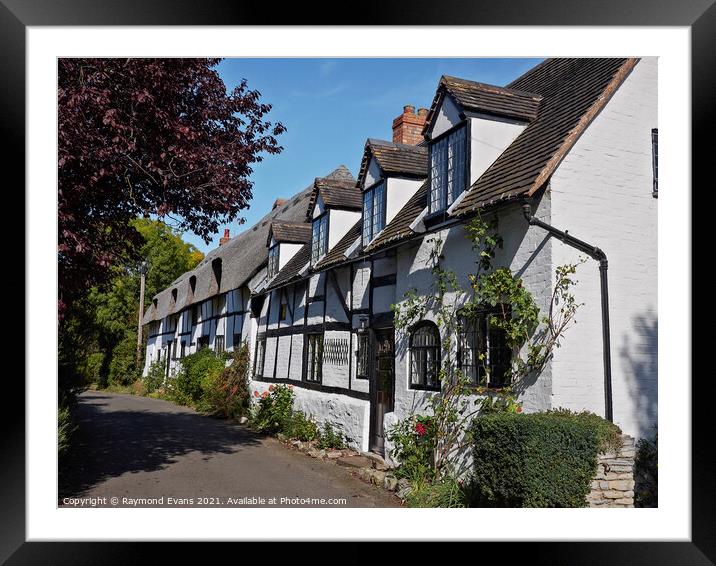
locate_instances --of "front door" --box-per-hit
[369,328,395,455]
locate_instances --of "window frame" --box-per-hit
[458,306,513,389]
[215,334,225,354]
[651,128,658,198]
[310,212,329,265]
[254,338,266,378]
[304,333,324,383]
[267,243,280,279]
[408,321,442,391]
[356,332,370,379]
[361,180,387,246]
[427,122,469,216]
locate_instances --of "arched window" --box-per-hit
[409,322,441,390]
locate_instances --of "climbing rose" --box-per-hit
[415,423,427,437]
[253,391,259,397]
[516,406,523,413]
[262,391,269,399]
[269,384,274,391]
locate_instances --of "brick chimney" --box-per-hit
[272,198,287,210]
[392,105,428,145]
[219,228,230,246]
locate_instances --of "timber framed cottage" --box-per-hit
[143,58,658,456]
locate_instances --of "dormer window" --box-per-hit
[311,213,329,265]
[429,123,467,214]
[267,244,280,279]
[362,181,386,246]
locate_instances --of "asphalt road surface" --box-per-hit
[59,390,400,508]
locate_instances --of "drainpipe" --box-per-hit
[521,202,613,422]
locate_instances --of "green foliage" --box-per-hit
[545,408,623,454]
[470,411,622,507]
[478,389,524,414]
[107,329,141,386]
[387,415,437,481]
[282,411,319,442]
[405,476,469,508]
[317,421,346,450]
[250,384,295,434]
[143,359,167,394]
[58,404,76,457]
[172,348,227,406]
[634,429,658,507]
[197,343,252,419]
[79,352,105,385]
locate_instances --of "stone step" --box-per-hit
[336,455,374,469]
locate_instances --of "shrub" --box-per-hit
[80,352,105,385]
[405,476,469,508]
[282,410,319,442]
[143,359,166,394]
[470,411,622,507]
[250,384,295,434]
[58,405,75,457]
[172,348,226,406]
[634,430,658,507]
[197,343,252,418]
[317,421,345,450]
[107,330,142,386]
[387,414,437,481]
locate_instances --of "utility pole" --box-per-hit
[136,261,148,368]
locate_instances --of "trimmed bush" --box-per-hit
[250,384,295,434]
[172,348,227,406]
[470,411,622,507]
[197,343,252,418]
[317,421,345,450]
[282,410,319,442]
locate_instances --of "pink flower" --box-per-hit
[253,391,259,398]
[415,423,427,437]
[262,391,269,399]
[269,384,274,392]
[516,406,523,413]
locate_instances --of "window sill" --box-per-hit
[408,384,441,392]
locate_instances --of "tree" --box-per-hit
[58,58,286,316]
[59,220,203,388]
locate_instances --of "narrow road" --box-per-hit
[59,391,400,508]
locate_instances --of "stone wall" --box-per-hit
[588,434,636,507]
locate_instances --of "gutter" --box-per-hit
[521,202,613,422]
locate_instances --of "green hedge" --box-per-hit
[470,411,621,507]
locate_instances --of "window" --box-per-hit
[429,124,467,214]
[279,303,287,322]
[167,341,174,360]
[356,333,370,379]
[215,335,225,353]
[311,213,329,265]
[268,244,280,279]
[233,333,242,349]
[254,339,266,377]
[191,304,199,326]
[218,293,226,314]
[651,128,658,198]
[197,336,210,350]
[458,308,512,388]
[362,182,386,246]
[180,341,186,359]
[172,340,178,359]
[409,322,441,390]
[305,334,324,383]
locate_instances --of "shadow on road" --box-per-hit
[59,393,262,500]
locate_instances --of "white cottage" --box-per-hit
[143,57,658,455]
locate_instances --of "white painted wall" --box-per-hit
[279,242,303,270]
[430,94,461,138]
[469,115,526,184]
[328,209,361,250]
[386,177,422,225]
[364,156,382,188]
[548,57,658,439]
[313,195,326,219]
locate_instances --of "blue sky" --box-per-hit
[183,58,543,253]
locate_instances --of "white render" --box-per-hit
[469,115,526,184]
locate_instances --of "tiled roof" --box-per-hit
[270,221,312,244]
[423,76,543,134]
[311,177,362,213]
[453,58,637,215]
[305,165,357,219]
[314,221,361,270]
[364,180,428,253]
[266,244,310,290]
[357,139,428,187]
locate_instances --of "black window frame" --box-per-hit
[361,180,387,246]
[180,341,186,359]
[197,336,210,350]
[310,212,329,265]
[304,333,324,383]
[427,122,469,216]
[233,333,242,350]
[458,306,512,388]
[278,303,288,322]
[651,128,658,198]
[215,334,225,354]
[409,321,441,391]
[254,339,266,378]
[267,243,280,279]
[356,332,370,379]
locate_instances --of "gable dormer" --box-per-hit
[423,75,542,217]
[266,221,312,280]
[306,175,361,266]
[357,136,428,246]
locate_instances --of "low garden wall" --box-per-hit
[587,434,636,508]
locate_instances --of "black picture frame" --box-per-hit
[4,0,707,562]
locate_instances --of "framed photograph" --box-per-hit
[6,0,708,561]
